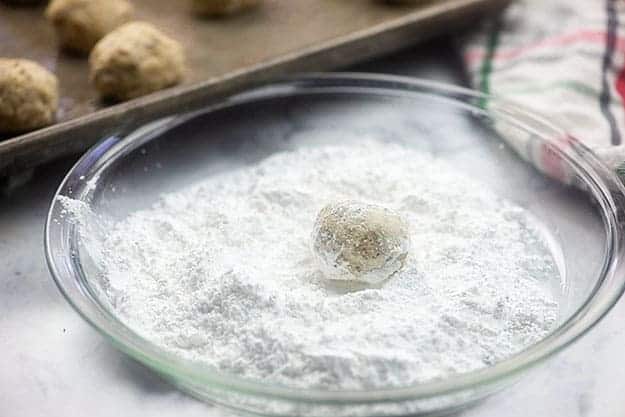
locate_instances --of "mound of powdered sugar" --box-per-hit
[61,140,560,390]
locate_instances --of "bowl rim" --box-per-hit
[45,72,625,404]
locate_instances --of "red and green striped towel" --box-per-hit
[464,0,625,183]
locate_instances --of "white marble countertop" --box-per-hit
[2,40,625,417]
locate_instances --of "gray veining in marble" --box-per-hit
[2,39,625,417]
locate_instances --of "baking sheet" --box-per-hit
[0,0,508,174]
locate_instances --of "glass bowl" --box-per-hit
[45,73,625,417]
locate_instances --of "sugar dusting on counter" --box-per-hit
[60,140,560,390]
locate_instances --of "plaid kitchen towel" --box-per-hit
[463,0,625,183]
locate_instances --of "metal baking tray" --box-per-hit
[0,0,507,174]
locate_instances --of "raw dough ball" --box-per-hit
[311,201,410,284]
[89,22,185,101]
[0,59,59,133]
[191,0,259,16]
[45,0,134,54]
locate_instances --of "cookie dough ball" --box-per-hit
[45,0,134,54]
[89,22,185,101]
[191,0,259,16]
[311,201,410,284]
[0,59,59,133]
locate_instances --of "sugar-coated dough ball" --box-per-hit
[89,22,185,101]
[45,0,134,54]
[191,0,260,16]
[312,201,410,284]
[0,59,59,133]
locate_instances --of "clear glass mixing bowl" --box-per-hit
[45,73,625,416]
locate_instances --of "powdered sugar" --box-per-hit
[62,140,560,390]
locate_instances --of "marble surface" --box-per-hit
[2,40,625,417]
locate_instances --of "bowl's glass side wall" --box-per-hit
[168,372,517,417]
